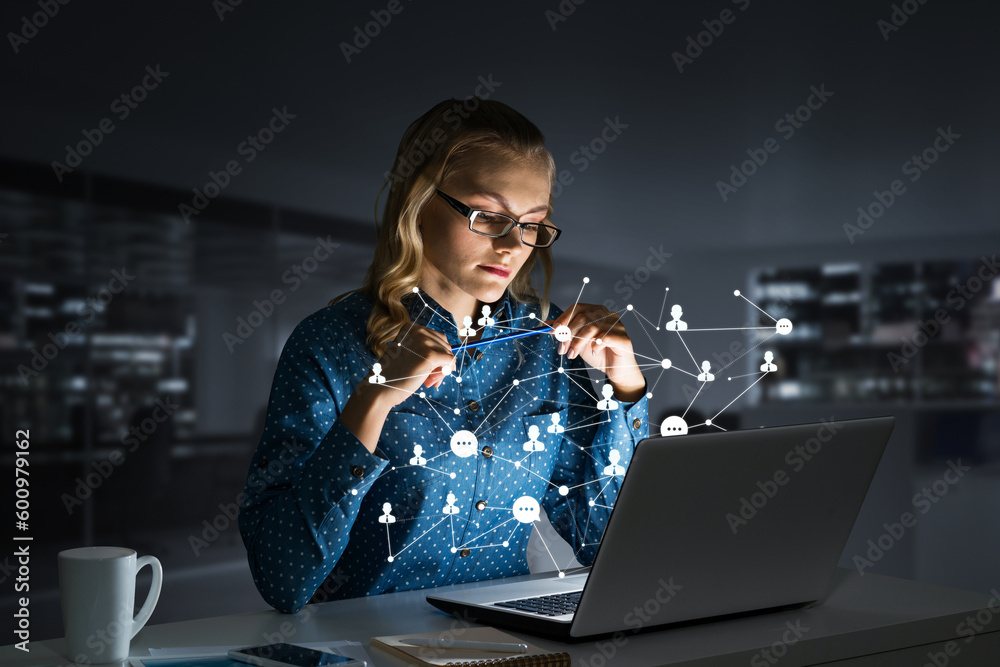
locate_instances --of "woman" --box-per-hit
[238,98,649,613]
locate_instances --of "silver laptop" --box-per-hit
[427,416,895,639]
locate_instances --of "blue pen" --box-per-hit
[451,324,554,354]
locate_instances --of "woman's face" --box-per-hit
[419,149,551,308]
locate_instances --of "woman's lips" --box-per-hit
[479,265,511,278]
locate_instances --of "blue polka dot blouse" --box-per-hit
[238,288,649,613]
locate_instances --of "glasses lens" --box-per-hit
[522,223,555,247]
[471,211,514,236]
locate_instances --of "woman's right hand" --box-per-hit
[362,324,458,409]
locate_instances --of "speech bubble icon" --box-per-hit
[660,416,688,437]
[553,325,572,343]
[450,429,478,458]
[512,496,540,524]
[775,318,793,335]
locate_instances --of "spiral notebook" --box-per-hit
[371,627,570,666]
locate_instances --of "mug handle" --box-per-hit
[131,555,163,639]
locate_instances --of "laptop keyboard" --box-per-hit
[494,590,582,616]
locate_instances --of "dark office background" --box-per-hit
[1,0,998,642]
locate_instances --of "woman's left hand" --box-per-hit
[544,303,646,402]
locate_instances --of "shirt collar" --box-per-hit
[402,288,515,337]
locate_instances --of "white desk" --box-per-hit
[3,569,998,666]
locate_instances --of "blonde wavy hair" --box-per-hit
[330,98,556,358]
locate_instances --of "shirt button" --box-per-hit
[474,350,484,362]
[468,400,480,412]
[350,465,364,478]
[481,445,493,459]
[460,548,471,558]
[475,500,487,511]
[633,418,642,430]
[257,458,269,469]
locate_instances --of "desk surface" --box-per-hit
[4,569,999,666]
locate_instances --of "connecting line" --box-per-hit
[737,292,777,323]
[474,382,518,435]
[648,367,667,395]
[414,291,464,332]
[532,520,563,573]
[458,516,520,548]
[681,326,776,332]
[681,381,706,419]
[627,308,664,359]
[674,331,699,371]
[385,523,392,556]
[657,288,669,329]
[565,279,589,323]
[391,515,451,560]
[711,372,769,422]
[420,394,457,436]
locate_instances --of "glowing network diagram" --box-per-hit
[347,281,793,575]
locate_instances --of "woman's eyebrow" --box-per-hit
[471,190,548,215]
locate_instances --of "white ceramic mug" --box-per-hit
[58,546,162,664]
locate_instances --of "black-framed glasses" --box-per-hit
[435,189,562,248]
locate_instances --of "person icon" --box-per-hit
[409,444,427,466]
[523,424,545,452]
[442,492,459,515]
[368,362,386,384]
[602,449,626,476]
[546,413,565,434]
[596,383,619,411]
[697,360,715,382]
[760,351,777,373]
[477,305,495,327]
[665,305,687,331]
[458,316,477,338]
[378,502,396,524]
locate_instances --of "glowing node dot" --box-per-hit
[453,408,460,415]
[351,489,358,495]
[705,419,712,426]
[513,379,519,385]
[412,287,419,293]
[557,366,565,374]
[627,304,633,311]
[451,547,457,553]
[558,571,565,578]
[450,472,456,479]
[646,392,653,399]
[661,359,672,369]
[515,461,521,469]
[388,556,395,562]
[588,499,595,507]
[728,377,732,381]
[455,376,462,384]
[529,312,536,319]
[419,392,426,399]
[502,541,509,547]
[734,289,741,296]
[583,277,590,283]
[559,485,569,496]
[595,338,602,345]
[441,366,452,376]
[391,466,396,471]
